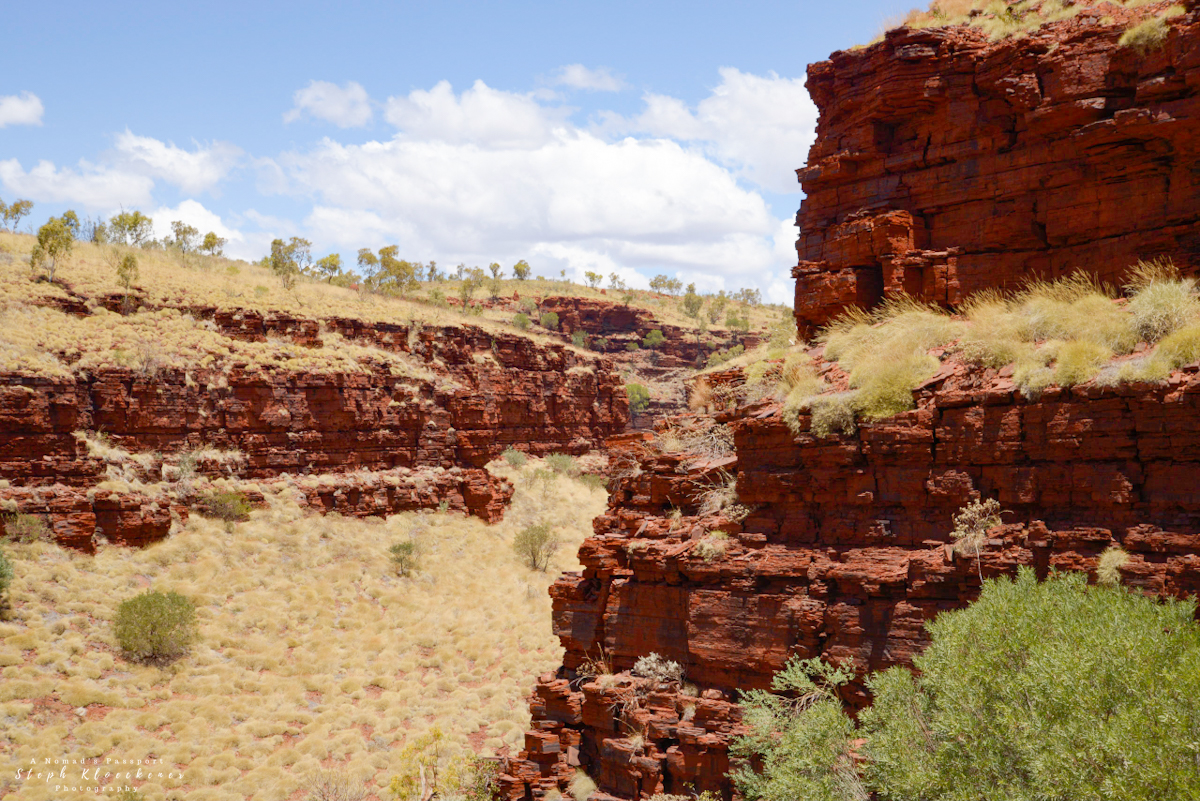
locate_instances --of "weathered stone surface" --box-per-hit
[794,5,1200,333]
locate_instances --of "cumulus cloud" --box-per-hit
[112,131,242,195]
[384,80,569,148]
[0,92,44,128]
[284,80,373,128]
[606,68,818,193]
[550,65,626,92]
[0,158,154,210]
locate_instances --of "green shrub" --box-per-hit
[1054,339,1109,386]
[1125,260,1199,342]
[502,447,528,468]
[1120,14,1170,54]
[593,336,608,351]
[513,312,530,330]
[642,329,666,349]
[733,568,1200,801]
[571,330,588,348]
[113,590,198,662]
[626,383,650,415]
[389,541,419,577]
[540,311,560,330]
[544,453,580,477]
[578,473,608,492]
[0,546,13,618]
[2,513,50,543]
[625,341,640,352]
[513,522,558,571]
[194,489,252,529]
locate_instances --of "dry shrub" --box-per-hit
[693,531,729,562]
[691,469,738,517]
[1125,259,1199,342]
[513,521,559,571]
[689,377,714,412]
[632,652,685,684]
[568,771,597,801]
[1097,545,1130,587]
[3,512,51,543]
[304,769,369,801]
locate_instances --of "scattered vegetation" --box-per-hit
[303,769,369,801]
[389,540,420,577]
[892,0,1180,43]
[113,590,199,663]
[2,512,50,543]
[544,453,581,478]
[1119,5,1185,53]
[692,531,730,562]
[513,521,560,571]
[194,488,253,530]
[502,447,529,468]
[0,546,12,619]
[632,652,685,685]
[735,568,1200,801]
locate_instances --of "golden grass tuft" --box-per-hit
[1097,544,1130,586]
[0,456,607,800]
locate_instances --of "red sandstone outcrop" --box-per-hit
[504,356,1200,800]
[0,300,625,548]
[795,3,1200,333]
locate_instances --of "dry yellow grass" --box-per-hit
[884,0,1181,42]
[0,457,606,801]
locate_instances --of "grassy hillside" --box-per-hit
[0,457,605,801]
[880,0,1183,42]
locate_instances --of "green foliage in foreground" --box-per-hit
[626,382,650,415]
[113,590,198,663]
[733,568,1200,801]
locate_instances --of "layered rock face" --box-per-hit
[504,10,1200,801]
[795,4,1200,332]
[506,362,1200,801]
[0,305,626,548]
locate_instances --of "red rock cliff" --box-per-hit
[795,4,1200,333]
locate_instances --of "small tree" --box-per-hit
[513,521,558,571]
[459,267,486,305]
[585,271,603,289]
[116,252,139,302]
[315,254,343,282]
[488,262,504,279]
[113,590,198,662]
[200,231,226,256]
[357,248,381,289]
[609,272,627,291]
[61,210,81,238]
[513,259,531,280]
[0,545,13,619]
[108,210,154,247]
[682,283,703,319]
[269,237,311,291]
[389,541,419,577]
[31,217,75,282]
[2,199,33,232]
[642,329,666,349]
[708,290,729,324]
[540,311,560,330]
[170,220,200,256]
[626,383,650,416]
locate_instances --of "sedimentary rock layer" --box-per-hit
[795,4,1200,332]
[505,362,1200,801]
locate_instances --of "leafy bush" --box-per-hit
[113,590,198,662]
[544,453,580,477]
[642,329,666,349]
[194,489,252,529]
[2,513,50,543]
[502,447,528,468]
[513,521,559,571]
[540,311,560,330]
[625,341,640,352]
[593,336,609,351]
[626,382,650,415]
[734,568,1200,801]
[571,330,588,348]
[579,473,608,492]
[513,312,530,330]
[389,541,419,577]
[390,726,498,801]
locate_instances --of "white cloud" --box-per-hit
[606,67,818,193]
[384,80,568,148]
[112,131,242,195]
[284,80,373,128]
[0,158,154,210]
[551,65,626,92]
[0,92,44,128]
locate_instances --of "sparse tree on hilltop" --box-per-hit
[269,237,311,291]
[488,262,504,280]
[108,210,154,247]
[609,272,627,291]
[61,210,81,239]
[512,260,531,280]
[200,231,226,257]
[30,216,75,282]
[378,245,419,294]
[585,271,603,289]
[682,283,703,319]
[315,254,343,283]
[357,248,380,288]
[170,221,200,258]
[2,199,33,232]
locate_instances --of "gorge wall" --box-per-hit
[795,3,1200,333]
[0,300,628,549]
[504,7,1200,801]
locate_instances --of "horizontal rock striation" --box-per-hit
[0,306,625,548]
[795,5,1200,332]
[505,361,1200,801]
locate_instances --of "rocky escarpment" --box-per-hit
[0,302,627,549]
[795,3,1200,333]
[503,358,1200,801]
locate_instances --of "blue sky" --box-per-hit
[2,0,916,302]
